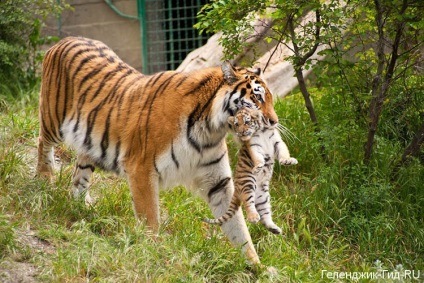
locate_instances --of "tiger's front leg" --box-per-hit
[72,154,96,206]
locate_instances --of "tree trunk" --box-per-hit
[392,122,424,176]
[400,122,424,164]
[295,66,327,159]
[294,67,318,125]
[287,10,327,160]
[363,0,407,163]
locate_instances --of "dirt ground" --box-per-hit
[0,226,55,283]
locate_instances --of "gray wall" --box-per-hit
[44,0,142,70]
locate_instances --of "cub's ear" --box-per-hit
[227,116,235,126]
[222,61,238,85]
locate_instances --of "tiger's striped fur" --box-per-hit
[203,108,298,234]
[37,36,279,266]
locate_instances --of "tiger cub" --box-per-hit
[203,108,298,234]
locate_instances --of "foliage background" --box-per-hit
[196,0,424,278]
[0,0,68,92]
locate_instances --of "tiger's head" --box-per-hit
[221,61,278,128]
[227,108,262,142]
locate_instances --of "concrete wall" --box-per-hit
[44,0,142,70]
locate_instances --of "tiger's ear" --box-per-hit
[252,67,261,76]
[222,61,238,85]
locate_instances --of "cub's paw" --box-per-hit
[267,225,282,234]
[280,157,298,166]
[252,163,265,173]
[247,211,260,224]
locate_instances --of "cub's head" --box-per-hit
[227,108,262,142]
[222,61,278,128]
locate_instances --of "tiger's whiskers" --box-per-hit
[276,123,299,143]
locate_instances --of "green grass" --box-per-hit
[0,85,423,282]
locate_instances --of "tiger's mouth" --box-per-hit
[263,118,278,129]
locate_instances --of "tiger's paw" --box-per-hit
[36,166,54,182]
[72,188,96,207]
[84,193,96,207]
[280,157,298,166]
[251,263,279,277]
[37,171,53,182]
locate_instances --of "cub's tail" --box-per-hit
[203,198,240,225]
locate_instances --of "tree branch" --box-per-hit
[263,15,292,73]
[300,10,321,64]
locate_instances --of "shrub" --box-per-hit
[0,0,68,95]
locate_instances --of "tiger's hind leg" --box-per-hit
[125,163,160,232]
[256,183,282,235]
[259,207,282,235]
[241,189,261,224]
[37,136,56,181]
[72,154,96,205]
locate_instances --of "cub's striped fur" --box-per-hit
[203,108,298,234]
[37,36,279,266]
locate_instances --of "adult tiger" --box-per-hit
[37,37,279,267]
